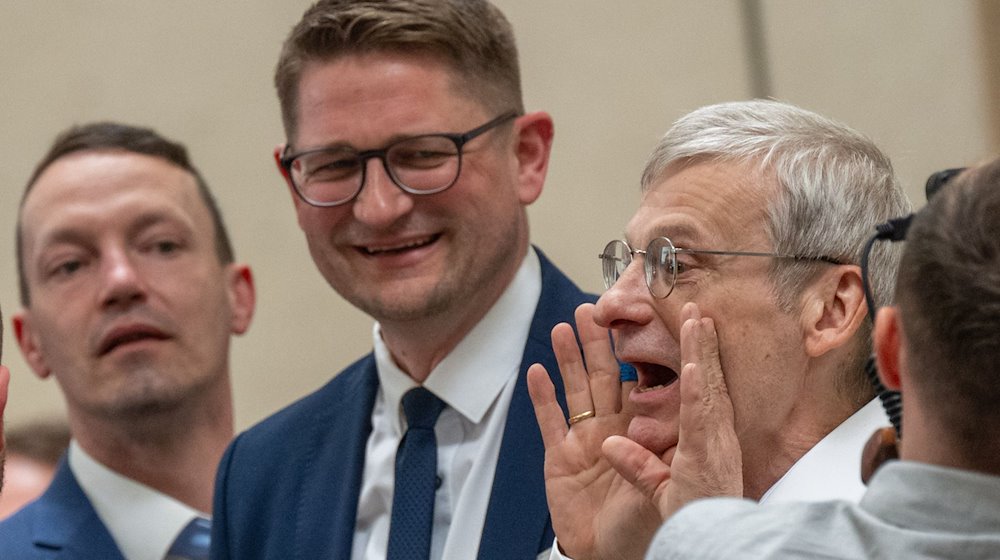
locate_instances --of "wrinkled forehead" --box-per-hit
[625,160,776,249]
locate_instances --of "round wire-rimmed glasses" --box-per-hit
[280,111,519,207]
[600,237,844,299]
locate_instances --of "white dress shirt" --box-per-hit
[760,399,886,504]
[549,398,889,559]
[69,441,207,560]
[352,250,542,560]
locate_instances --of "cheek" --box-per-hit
[294,203,345,238]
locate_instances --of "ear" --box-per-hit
[511,111,554,205]
[873,306,903,391]
[801,265,868,357]
[225,264,256,335]
[13,312,53,380]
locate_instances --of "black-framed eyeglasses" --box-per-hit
[279,111,519,207]
[600,237,844,299]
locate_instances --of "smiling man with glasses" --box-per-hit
[528,100,913,560]
[211,2,594,560]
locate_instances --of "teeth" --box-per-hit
[637,384,668,393]
[364,236,433,255]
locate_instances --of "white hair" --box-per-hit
[642,100,913,400]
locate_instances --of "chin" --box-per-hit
[627,415,679,458]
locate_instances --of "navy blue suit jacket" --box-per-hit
[212,250,593,559]
[0,458,126,559]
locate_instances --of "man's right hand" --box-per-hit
[0,365,9,492]
[527,303,662,560]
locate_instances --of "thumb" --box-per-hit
[603,435,671,514]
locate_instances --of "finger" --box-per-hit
[527,363,568,449]
[679,302,702,370]
[620,376,637,416]
[602,435,671,505]
[0,365,8,412]
[696,317,730,408]
[0,365,9,443]
[549,322,595,417]
[681,316,729,418]
[677,362,705,446]
[574,303,620,415]
[675,319,742,504]
[678,316,727,444]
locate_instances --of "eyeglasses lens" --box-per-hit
[645,237,675,298]
[601,239,629,290]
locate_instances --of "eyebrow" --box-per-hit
[291,127,449,155]
[125,210,189,238]
[36,210,190,253]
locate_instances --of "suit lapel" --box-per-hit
[478,249,592,559]
[294,359,380,559]
[30,460,126,559]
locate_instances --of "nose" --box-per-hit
[99,249,147,310]
[351,157,415,228]
[593,259,655,330]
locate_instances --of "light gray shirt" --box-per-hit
[649,461,1000,559]
[550,399,886,560]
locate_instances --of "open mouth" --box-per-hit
[633,362,679,393]
[99,328,169,356]
[359,234,440,256]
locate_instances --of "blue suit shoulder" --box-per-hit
[0,460,125,559]
[212,247,595,560]
[0,502,38,556]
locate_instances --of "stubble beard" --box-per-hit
[332,219,525,326]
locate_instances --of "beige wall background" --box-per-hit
[2,1,996,432]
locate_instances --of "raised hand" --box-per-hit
[603,302,742,520]
[528,303,660,560]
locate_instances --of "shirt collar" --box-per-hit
[761,399,887,503]
[69,441,206,560]
[373,249,542,432]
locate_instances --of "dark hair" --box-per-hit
[275,0,522,142]
[17,122,235,306]
[896,157,1000,465]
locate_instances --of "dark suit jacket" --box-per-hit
[0,458,126,559]
[212,249,593,559]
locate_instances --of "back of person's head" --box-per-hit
[641,99,912,403]
[275,0,523,140]
[17,122,234,306]
[896,157,1000,469]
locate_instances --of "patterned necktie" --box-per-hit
[387,387,446,560]
[165,516,211,560]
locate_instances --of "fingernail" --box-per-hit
[619,362,637,382]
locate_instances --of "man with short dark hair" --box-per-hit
[211,1,592,559]
[0,122,255,560]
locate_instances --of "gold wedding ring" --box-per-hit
[568,410,595,425]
